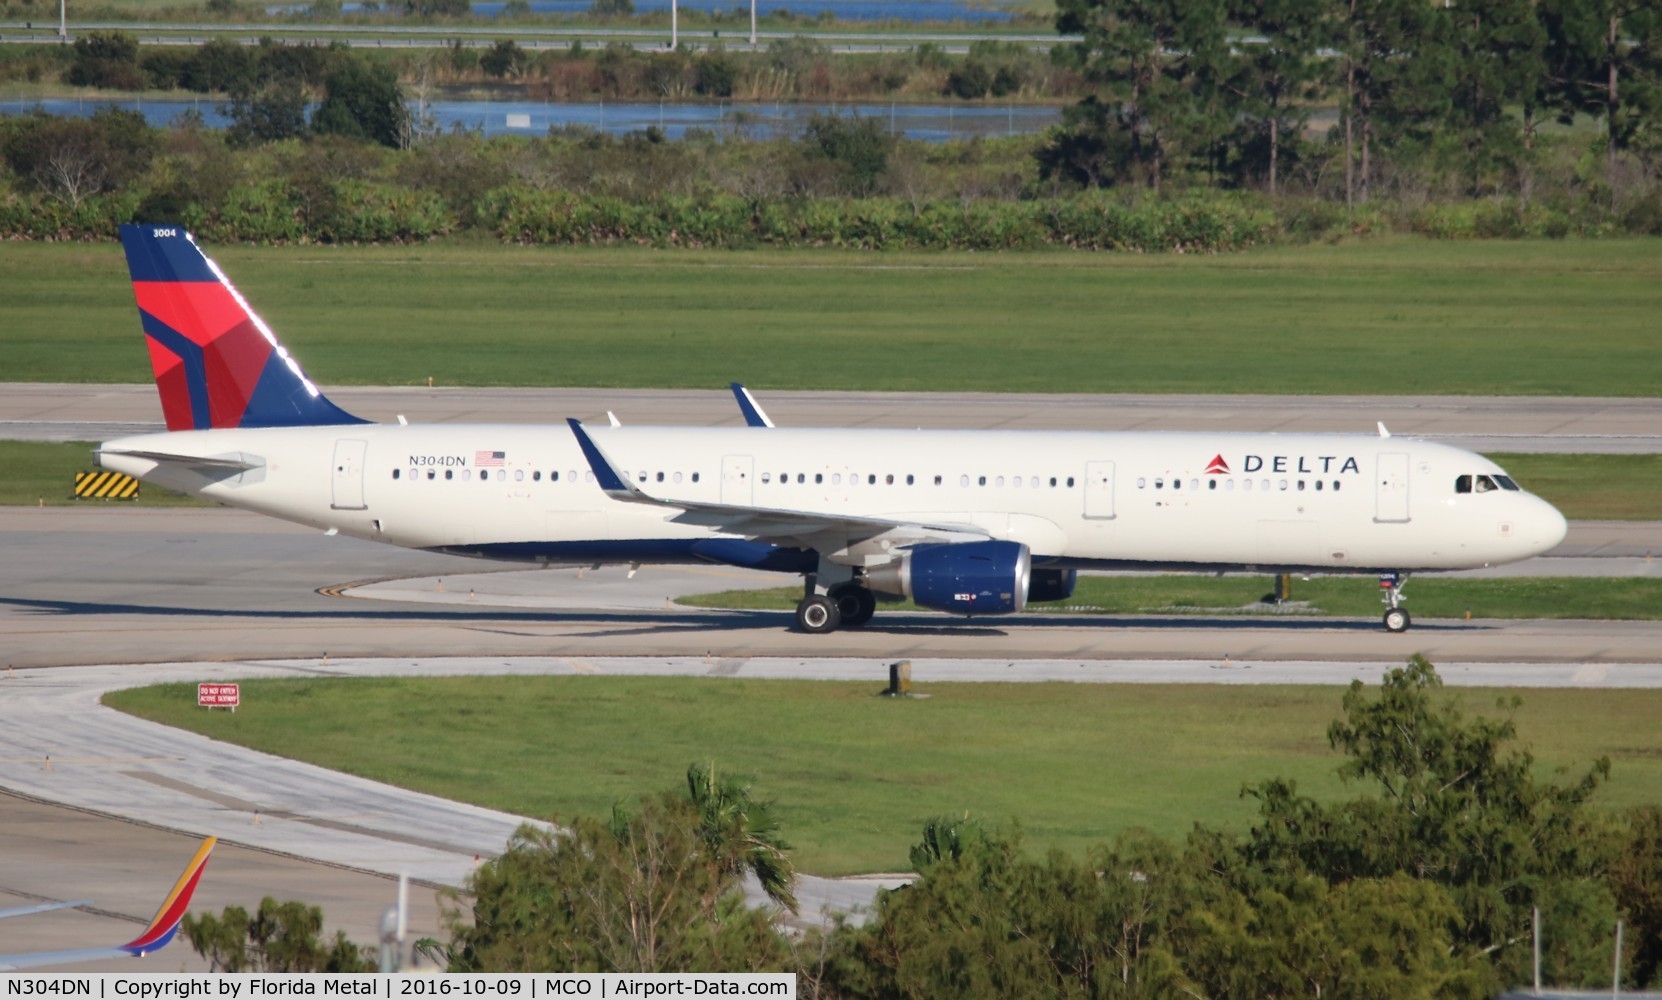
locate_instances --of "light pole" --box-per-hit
[58,0,66,41]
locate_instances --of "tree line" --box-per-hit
[182,659,1662,995]
[1044,0,1661,204]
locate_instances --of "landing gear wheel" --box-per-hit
[795,595,842,634]
[1383,607,1411,633]
[830,585,877,628]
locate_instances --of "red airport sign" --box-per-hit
[198,683,240,709]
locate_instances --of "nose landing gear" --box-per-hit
[1380,573,1411,632]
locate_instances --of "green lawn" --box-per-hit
[6,238,1660,395]
[684,576,1662,621]
[105,676,1662,874]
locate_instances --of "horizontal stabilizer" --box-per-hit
[98,448,262,471]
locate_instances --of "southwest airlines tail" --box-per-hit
[119,224,364,431]
[0,835,217,970]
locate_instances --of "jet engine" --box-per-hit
[865,540,1031,615]
[1027,567,1078,603]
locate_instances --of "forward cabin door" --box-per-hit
[331,439,368,510]
[1374,452,1410,523]
[1083,461,1116,519]
[721,455,754,506]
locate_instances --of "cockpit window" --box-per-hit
[1455,475,1472,494]
[1494,475,1520,491]
[1475,474,1498,493]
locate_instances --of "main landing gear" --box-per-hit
[794,566,878,634]
[1380,572,1411,633]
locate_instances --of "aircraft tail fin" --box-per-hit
[120,835,217,958]
[119,225,365,431]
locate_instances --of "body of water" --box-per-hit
[1,95,1059,141]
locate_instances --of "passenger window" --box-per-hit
[960,475,970,487]
[1225,479,1235,491]
[516,470,525,482]
[1067,477,1075,488]
[761,472,772,484]
[1314,480,1323,491]
[815,473,823,484]
[692,472,700,483]
[869,474,877,485]
[392,469,400,479]
[1332,480,1340,491]
[1155,478,1164,489]
[906,474,914,485]
[1190,479,1198,490]
[1172,478,1180,491]
[934,475,942,486]
[657,472,665,482]
[533,471,541,481]
[1297,480,1305,491]
[1243,479,1253,492]
[462,469,472,481]
[798,474,806,483]
[1456,475,1472,494]
[996,476,1005,487]
[979,476,987,486]
[445,469,453,480]
[1208,479,1216,490]
[886,474,895,485]
[1279,480,1288,490]
[1137,478,1146,489]
[833,474,842,485]
[427,470,436,480]
[674,472,683,484]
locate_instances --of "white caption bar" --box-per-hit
[0,975,795,1000]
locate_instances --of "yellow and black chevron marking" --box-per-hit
[73,471,140,500]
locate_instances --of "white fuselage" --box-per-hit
[99,424,1568,575]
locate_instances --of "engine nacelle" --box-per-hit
[1027,567,1078,603]
[866,540,1031,616]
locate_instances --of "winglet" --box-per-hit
[730,383,775,429]
[120,836,216,957]
[1377,421,1391,438]
[566,419,652,502]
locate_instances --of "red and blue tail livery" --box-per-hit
[119,224,363,431]
[0,835,217,970]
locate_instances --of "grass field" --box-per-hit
[683,576,1662,621]
[104,675,1662,874]
[5,239,1660,395]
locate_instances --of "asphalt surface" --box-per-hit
[5,384,1662,452]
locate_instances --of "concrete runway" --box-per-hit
[6,383,1662,452]
[4,384,1661,971]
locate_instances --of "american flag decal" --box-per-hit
[475,450,506,467]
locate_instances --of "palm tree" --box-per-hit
[684,761,798,913]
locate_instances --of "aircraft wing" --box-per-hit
[0,836,216,971]
[0,900,93,920]
[566,419,987,549]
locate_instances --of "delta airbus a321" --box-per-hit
[98,226,1568,635]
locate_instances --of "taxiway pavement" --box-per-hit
[5,384,1661,452]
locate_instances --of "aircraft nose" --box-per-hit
[1527,498,1569,556]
